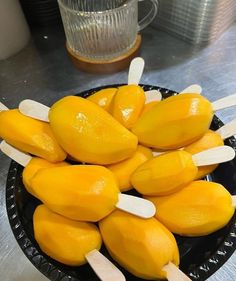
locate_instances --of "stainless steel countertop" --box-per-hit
[1,23,236,281]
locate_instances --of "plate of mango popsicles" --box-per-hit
[1,57,236,281]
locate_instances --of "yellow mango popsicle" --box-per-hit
[49,96,138,165]
[131,150,198,196]
[132,94,213,149]
[0,109,66,162]
[146,181,234,236]
[111,85,146,129]
[131,146,235,196]
[34,204,102,266]
[31,165,119,222]
[99,210,179,280]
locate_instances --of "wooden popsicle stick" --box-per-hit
[0,102,9,111]
[215,118,236,140]
[212,93,236,111]
[232,195,236,208]
[145,90,162,103]
[0,141,32,167]
[163,262,192,281]
[116,193,156,218]
[19,99,50,122]
[192,146,235,167]
[128,57,145,85]
[85,249,126,281]
[179,84,202,95]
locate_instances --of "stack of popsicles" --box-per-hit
[1,57,236,281]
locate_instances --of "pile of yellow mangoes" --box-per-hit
[0,83,235,280]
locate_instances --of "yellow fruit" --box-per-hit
[141,101,159,116]
[111,85,146,129]
[34,205,102,266]
[49,96,138,164]
[0,109,66,162]
[31,165,119,222]
[99,210,179,280]
[87,88,117,112]
[131,150,198,196]
[22,157,69,197]
[132,94,213,149]
[146,181,234,236]
[184,130,224,179]
[107,145,153,191]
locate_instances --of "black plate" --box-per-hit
[5,84,236,281]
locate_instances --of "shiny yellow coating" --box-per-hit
[22,157,69,197]
[146,181,234,236]
[132,94,213,149]
[111,85,146,129]
[141,101,159,116]
[33,205,102,266]
[184,130,224,179]
[49,96,138,164]
[131,150,198,196]
[0,109,67,162]
[99,210,179,280]
[31,165,120,222]
[107,145,153,192]
[87,88,117,112]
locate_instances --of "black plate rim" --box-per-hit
[5,84,236,281]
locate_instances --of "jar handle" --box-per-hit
[138,0,159,31]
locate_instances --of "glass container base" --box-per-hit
[66,35,142,74]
